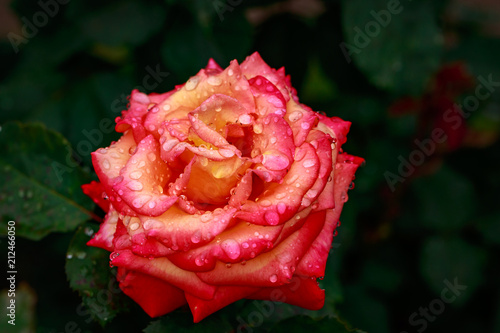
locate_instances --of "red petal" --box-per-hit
[296,154,362,278]
[186,286,258,323]
[118,268,187,317]
[110,249,217,300]
[248,275,324,310]
[81,181,110,212]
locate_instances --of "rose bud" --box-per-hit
[82,52,363,322]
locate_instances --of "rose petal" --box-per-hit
[186,286,259,323]
[81,181,110,212]
[248,275,324,310]
[110,249,217,300]
[296,155,363,278]
[285,98,319,147]
[113,135,178,216]
[87,207,119,251]
[316,113,351,147]
[248,75,287,117]
[144,60,255,134]
[241,52,291,102]
[251,113,295,183]
[141,205,237,251]
[91,131,138,216]
[118,268,187,317]
[237,143,320,226]
[196,210,325,287]
[299,131,333,209]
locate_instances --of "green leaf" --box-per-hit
[79,1,166,47]
[477,213,500,245]
[0,282,37,333]
[66,222,132,326]
[420,236,488,306]
[341,0,443,95]
[143,311,232,333]
[0,122,95,240]
[412,166,476,231]
[271,315,366,333]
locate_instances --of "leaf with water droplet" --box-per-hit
[0,122,95,240]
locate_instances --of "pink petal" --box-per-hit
[237,143,320,226]
[112,135,178,216]
[196,210,326,287]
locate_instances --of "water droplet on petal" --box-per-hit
[185,76,199,91]
[303,159,316,168]
[129,222,140,231]
[301,122,311,130]
[102,159,110,170]
[207,76,222,86]
[253,123,263,134]
[129,171,143,180]
[260,199,272,207]
[238,114,252,125]
[191,230,202,244]
[269,274,278,283]
[264,211,280,225]
[277,202,286,214]
[127,181,143,191]
[288,111,303,122]
[147,152,157,162]
[221,239,241,260]
[219,148,235,158]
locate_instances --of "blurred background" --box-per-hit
[1,0,500,332]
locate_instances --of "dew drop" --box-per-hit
[253,123,263,134]
[303,159,316,168]
[191,230,202,244]
[185,76,199,91]
[264,211,279,225]
[288,111,303,122]
[102,159,110,170]
[129,171,143,180]
[219,148,235,158]
[277,202,287,214]
[129,222,140,231]
[207,76,222,86]
[260,199,272,207]
[269,274,278,283]
[147,152,157,162]
[127,181,143,191]
[238,114,252,125]
[301,122,311,130]
[221,239,241,260]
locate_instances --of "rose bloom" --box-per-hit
[82,52,363,322]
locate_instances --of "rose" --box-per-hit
[82,52,363,322]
